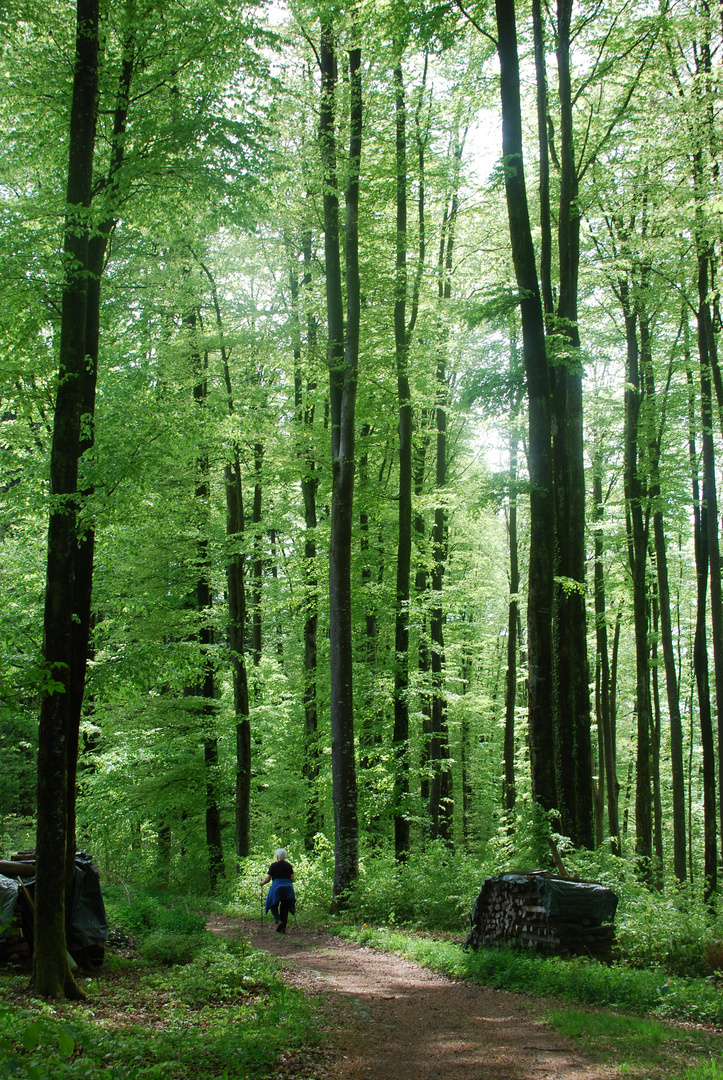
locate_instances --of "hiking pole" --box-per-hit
[260,884,264,929]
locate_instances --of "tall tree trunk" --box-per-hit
[460,633,473,847]
[495,0,556,820]
[650,587,664,888]
[695,36,723,862]
[428,359,453,842]
[531,0,553,318]
[645,339,687,883]
[35,0,99,1000]
[190,329,224,890]
[592,455,620,854]
[321,24,362,902]
[504,375,521,818]
[67,27,135,877]
[414,432,433,818]
[428,148,461,845]
[199,260,252,859]
[226,455,251,858]
[393,55,412,860]
[411,79,431,829]
[621,288,653,879]
[291,238,321,849]
[251,442,263,676]
[696,247,723,871]
[358,437,383,783]
[551,0,593,849]
[688,364,718,896]
[652,497,686,881]
[610,605,622,847]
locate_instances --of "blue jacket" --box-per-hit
[265,877,295,913]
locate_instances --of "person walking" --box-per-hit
[260,848,296,934]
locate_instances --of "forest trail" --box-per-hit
[208,916,615,1080]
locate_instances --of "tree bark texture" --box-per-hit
[191,336,224,890]
[504,415,520,816]
[592,459,620,854]
[532,0,553,317]
[427,146,461,845]
[650,591,664,888]
[551,0,593,849]
[645,346,686,883]
[205,266,252,860]
[622,299,653,877]
[292,241,321,849]
[358,436,384,827]
[688,366,718,895]
[66,31,134,879]
[35,0,99,1000]
[696,251,723,869]
[251,443,263,673]
[414,433,433,816]
[225,456,251,858]
[321,25,361,901]
[495,0,556,818]
[393,56,412,860]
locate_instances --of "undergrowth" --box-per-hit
[342,925,723,1027]
[543,1008,723,1080]
[0,887,316,1080]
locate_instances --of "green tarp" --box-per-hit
[542,877,618,922]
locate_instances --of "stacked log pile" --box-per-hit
[465,871,618,961]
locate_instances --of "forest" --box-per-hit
[4,0,723,1020]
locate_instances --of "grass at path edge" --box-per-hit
[338,924,723,1028]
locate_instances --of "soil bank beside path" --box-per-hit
[208,916,614,1080]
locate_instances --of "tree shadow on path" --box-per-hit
[208,916,615,1080]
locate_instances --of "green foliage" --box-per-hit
[544,1008,723,1080]
[106,889,209,967]
[0,904,315,1080]
[342,924,723,1026]
[150,938,279,1005]
[109,894,165,939]
[347,842,483,930]
[565,848,723,977]
[136,930,202,967]
[0,1007,77,1080]
[546,1008,672,1046]
[684,1061,722,1080]
[109,891,206,942]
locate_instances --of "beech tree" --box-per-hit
[34,0,99,1000]
[319,17,363,901]
[494,0,556,827]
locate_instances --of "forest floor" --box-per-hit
[1,915,721,1078]
[209,915,622,1080]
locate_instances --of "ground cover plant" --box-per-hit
[341,924,723,1026]
[543,1009,722,1080]
[0,888,318,1080]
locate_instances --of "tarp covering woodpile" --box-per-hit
[465,871,618,960]
[0,850,108,966]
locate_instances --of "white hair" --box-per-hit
[275,848,287,861]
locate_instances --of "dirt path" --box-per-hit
[208,917,614,1080]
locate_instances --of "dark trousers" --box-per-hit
[270,897,291,929]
